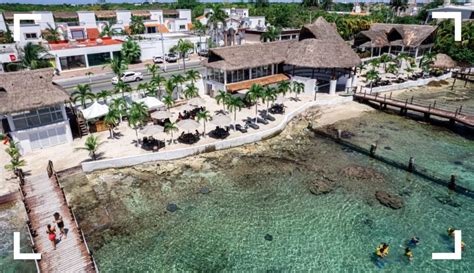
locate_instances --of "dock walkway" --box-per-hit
[354,91,474,128]
[20,162,97,273]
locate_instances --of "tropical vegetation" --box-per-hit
[76,135,104,161]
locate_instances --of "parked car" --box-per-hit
[153,56,164,64]
[165,53,179,63]
[198,49,208,57]
[112,71,143,84]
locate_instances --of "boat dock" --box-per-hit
[18,161,98,273]
[353,91,474,128]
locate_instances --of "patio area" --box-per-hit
[18,92,347,176]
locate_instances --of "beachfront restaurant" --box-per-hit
[353,23,437,59]
[0,69,73,154]
[203,17,361,96]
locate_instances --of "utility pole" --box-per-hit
[159,16,167,72]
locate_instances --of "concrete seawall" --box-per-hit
[82,96,353,172]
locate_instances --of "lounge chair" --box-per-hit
[257,117,269,125]
[235,124,248,133]
[245,119,260,130]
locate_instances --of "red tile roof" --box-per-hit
[48,38,123,51]
[86,28,100,40]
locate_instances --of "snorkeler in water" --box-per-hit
[375,243,389,258]
[404,247,413,262]
[409,236,420,247]
[448,227,455,238]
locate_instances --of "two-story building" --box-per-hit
[0,68,73,154]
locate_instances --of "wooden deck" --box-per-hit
[21,164,97,273]
[354,92,474,128]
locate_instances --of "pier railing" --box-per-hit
[308,126,474,199]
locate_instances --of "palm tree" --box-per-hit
[71,84,95,108]
[85,71,94,83]
[146,63,159,78]
[247,84,264,123]
[76,135,104,160]
[390,0,408,16]
[277,81,291,98]
[114,80,132,99]
[176,39,194,71]
[171,74,186,99]
[260,26,281,42]
[196,110,211,136]
[164,121,179,144]
[366,69,379,92]
[97,90,111,103]
[192,20,207,52]
[369,57,381,69]
[420,52,436,73]
[100,24,116,37]
[104,55,129,79]
[357,62,367,74]
[152,74,166,98]
[396,53,410,69]
[386,63,399,75]
[226,96,244,130]
[130,16,145,35]
[184,83,199,99]
[103,108,120,139]
[128,102,149,146]
[215,90,230,111]
[43,23,61,42]
[291,81,305,100]
[186,69,200,84]
[165,79,177,97]
[379,54,392,71]
[206,9,229,45]
[4,158,26,174]
[321,0,333,11]
[262,86,277,118]
[110,97,127,122]
[5,141,21,159]
[121,39,141,64]
[15,42,51,70]
[162,94,175,110]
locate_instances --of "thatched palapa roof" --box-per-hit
[204,16,360,71]
[431,53,457,69]
[0,69,70,115]
[131,10,151,17]
[355,30,389,48]
[285,39,361,68]
[53,11,79,20]
[370,23,436,47]
[95,10,116,18]
[2,12,31,20]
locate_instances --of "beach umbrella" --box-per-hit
[211,114,232,127]
[179,103,195,112]
[139,124,164,135]
[188,97,206,106]
[151,110,172,120]
[177,119,200,133]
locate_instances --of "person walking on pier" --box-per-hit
[54,212,66,239]
[46,224,57,250]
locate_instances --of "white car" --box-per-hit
[112,71,143,84]
[153,56,164,64]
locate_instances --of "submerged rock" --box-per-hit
[375,191,404,209]
[309,180,333,195]
[341,166,384,180]
[435,196,461,208]
[340,130,355,139]
[264,234,273,241]
[200,187,211,194]
[384,146,392,150]
[166,203,178,212]
[453,161,463,166]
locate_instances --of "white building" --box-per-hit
[427,3,474,21]
[0,69,73,154]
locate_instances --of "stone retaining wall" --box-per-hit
[82,96,353,172]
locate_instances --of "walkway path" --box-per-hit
[22,168,97,272]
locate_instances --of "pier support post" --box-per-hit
[448,175,456,190]
[408,157,415,172]
[336,129,342,141]
[370,144,377,157]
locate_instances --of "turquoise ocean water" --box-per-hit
[93,111,474,272]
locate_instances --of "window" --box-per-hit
[25,33,38,40]
[71,29,86,40]
[147,26,157,33]
[12,105,64,130]
[87,52,111,67]
[59,55,86,70]
[179,25,186,30]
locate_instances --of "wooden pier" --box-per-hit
[451,70,474,90]
[19,161,98,273]
[353,91,474,128]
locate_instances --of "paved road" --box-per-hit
[56,62,204,94]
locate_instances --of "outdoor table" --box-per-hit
[178,133,200,144]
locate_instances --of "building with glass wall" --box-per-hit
[0,69,73,154]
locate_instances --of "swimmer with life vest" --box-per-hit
[404,247,414,262]
[375,243,390,258]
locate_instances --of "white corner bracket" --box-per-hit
[13,14,42,42]
[432,230,462,260]
[432,12,462,42]
[13,232,42,260]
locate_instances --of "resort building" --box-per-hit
[0,69,73,154]
[353,23,437,59]
[0,44,18,73]
[203,17,361,96]
[242,28,300,44]
[427,2,474,21]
